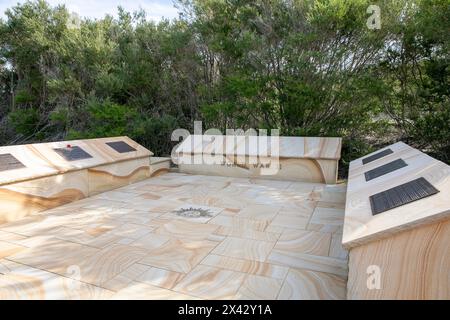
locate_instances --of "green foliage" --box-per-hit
[8,108,40,137]
[49,106,69,128]
[67,98,138,139]
[133,115,179,157]
[412,99,450,162]
[14,90,36,104]
[0,0,449,177]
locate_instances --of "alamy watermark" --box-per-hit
[65,265,82,293]
[367,5,381,30]
[66,12,81,29]
[367,265,381,290]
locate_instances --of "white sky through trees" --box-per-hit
[0,0,180,22]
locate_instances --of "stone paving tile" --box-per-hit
[278,268,346,300]
[0,173,347,299]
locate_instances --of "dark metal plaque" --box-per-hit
[362,148,394,165]
[54,146,93,161]
[364,159,408,181]
[370,177,439,215]
[0,153,26,172]
[106,141,137,153]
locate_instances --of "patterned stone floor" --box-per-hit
[0,172,348,299]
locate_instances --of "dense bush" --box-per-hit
[133,115,179,157]
[66,98,138,139]
[8,107,41,137]
[0,0,448,176]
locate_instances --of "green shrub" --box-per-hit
[14,90,36,105]
[67,98,138,139]
[133,115,179,156]
[49,106,69,127]
[8,108,40,136]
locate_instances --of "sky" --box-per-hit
[0,0,180,22]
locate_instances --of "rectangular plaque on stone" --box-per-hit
[370,177,439,215]
[362,148,394,165]
[106,141,137,153]
[0,153,26,172]
[364,159,408,181]
[54,146,93,161]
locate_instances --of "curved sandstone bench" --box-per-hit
[343,142,450,299]
[175,135,342,184]
[0,136,157,223]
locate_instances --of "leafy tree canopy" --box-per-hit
[0,0,448,175]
